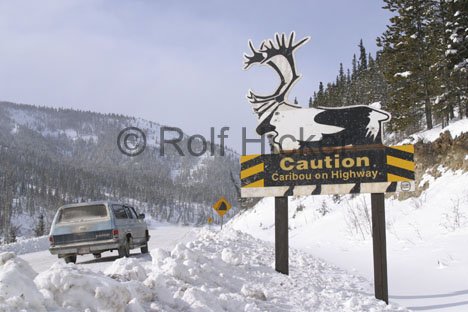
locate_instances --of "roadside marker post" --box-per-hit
[212,197,232,230]
[275,196,289,275]
[371,193,388,304]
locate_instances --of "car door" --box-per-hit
[130,206,147,243]
[122,205,140,244]
[112,204,130,238]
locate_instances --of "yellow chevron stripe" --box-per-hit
[386,155,415,172]
[390,144,414,154]
[241,163,265,179]
[240,154,261,164]
[387,173,411,182]
[240,163,264,179]
[243,179,264,188]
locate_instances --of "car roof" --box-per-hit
[58,200,128,210]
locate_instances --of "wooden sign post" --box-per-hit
[371,193,388,304]
[275,196,289,275]
[241,32,415,303]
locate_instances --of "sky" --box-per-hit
[0,0,391,153]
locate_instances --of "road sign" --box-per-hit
[212,197,232,217]
[243,32,391,152]
[240,144,415,198]
[241,32,412,303]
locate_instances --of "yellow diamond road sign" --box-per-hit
[213,196,232,217]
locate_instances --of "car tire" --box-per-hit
[118,239,130,258]
[141,243,149,254]
[64,255,77,264]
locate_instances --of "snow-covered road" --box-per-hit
[19,224,196,274]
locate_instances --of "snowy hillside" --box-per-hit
[0,227,406,312]
[0,101,240,240]
[228,118,468,311]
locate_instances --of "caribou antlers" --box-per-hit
[243,32,310,105]
[243,32,309,70]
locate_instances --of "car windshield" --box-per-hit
[58,204,108,223]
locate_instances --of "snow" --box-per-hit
[229,165,468,311]
[400,118,468,144]
[394,71,412,78]
[0,252,47,312]
[446,49,457,56]
[36,261,134,311]
[1,226,407,311]
[0,236,49,255]
[127,229,405,311]
[6,107,98,142]
[370,102,382,110]
[6,107,41,129]
[104,257,147,282]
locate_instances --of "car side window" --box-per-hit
[124,206,135,219]
[130,207,139,219]
[112,204,128,219]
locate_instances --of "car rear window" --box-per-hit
[58,205,109,223]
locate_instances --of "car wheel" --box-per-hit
[64,255,77,264]
[118,239,130,258]
[141,243,149,254]
[93,253,102,259]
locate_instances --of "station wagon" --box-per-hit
[49,201,150,263]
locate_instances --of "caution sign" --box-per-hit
[240,145,415,197]
[213,197,232,217]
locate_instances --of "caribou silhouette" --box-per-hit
[244,32,391,152]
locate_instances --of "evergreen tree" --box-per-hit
[35,214,45,237]
[445,0,468,73]
[379,0,438,130]
[316,82,325,106]
[444,0,468,117]
[339,63,345,84]
[310,2,466,131]
[352,54,358,79]
[358,39,368,73]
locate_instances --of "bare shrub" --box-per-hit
[344,197,372,240]
[441,195,467,232]
[317,200,329,216]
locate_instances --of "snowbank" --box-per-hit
[35,262,133,311]
[104,257,147,282]
[0,229,407,311]
[229,166,468,311]
[0,236,49,255]
[400,118,468,144]
[140,230,405,311]
[0,252,47,312]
